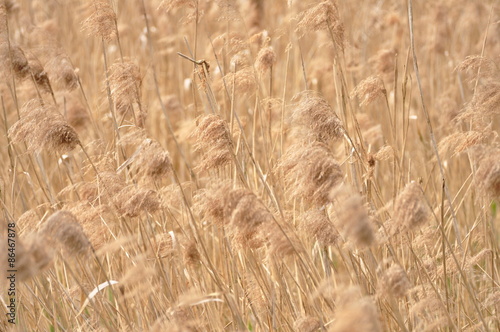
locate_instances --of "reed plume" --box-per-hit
[40,210,91,256]
[296,0,344,51]
[192,114,233,172]
[81,0,117,41]
[393,182,431,232]
[8,100,80,153]
[255,46,276,74]
[351,76,387,107]
[334,190,375,247]
[291,91,343,143]
[277,142,343,206]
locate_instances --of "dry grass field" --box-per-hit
[0,0,499,331]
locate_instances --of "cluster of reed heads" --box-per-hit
[0,0,499,331]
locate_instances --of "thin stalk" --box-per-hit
[407,0,462,246]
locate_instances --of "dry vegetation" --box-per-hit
[0,0,499,331]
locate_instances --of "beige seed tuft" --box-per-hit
[393,182,431,231]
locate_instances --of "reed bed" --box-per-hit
[0,0,499,331]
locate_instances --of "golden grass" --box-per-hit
[0,0,499,331]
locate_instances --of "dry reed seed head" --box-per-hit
[329,297,381,332]
[44,120,81,152]
[438,130,494,158]
[475,153,500,198]
[183,240,201,267]
[454,55,497,82]
[0,44,30,80]
[192,185,227,226]
[463,81,500,122]
[351,76,387,107]
[8,100,81,153]
[40,210,91,256]
[46,55,79,91]
[393,182,431,231]
[264,221,302,259]
[150,232,175,259]
[224,188,274,233]
[114,185,160,217]
[245,275,268,315]
[14,234,53,281]
[291,92,344,142]
[293,316,322,332]
[17,209,40,235]
[296,0,344,51]
[130,139,172,180]
[218,66,257,95]
[108,60,142,105]
[192,114,233,171]
[98,171,126,198]
[377,263,410,298]
[373,145,394,161]
[67,203,111,249]
[301,208,339,247]
[370,48,397,76]
[65,99,90,130]
[277,142,343,206]
[26,54,53,93]
[335,193,375,247]
[255,46,276,74]
[158,0,196,12]
[81,1,117,41]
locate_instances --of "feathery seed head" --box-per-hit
[377,263,410,298]
[81,1,117,41]
[393,182,431,231]
[114,186,160,217]
[40,211,91,256]
[291,91,343,142]
[0,44,29,80]
[296,0,344,51]
[27,54,52,93]
[352,76,387,107]
[8,100,80,153]
[474,148,500,198]
[301,209,339,247]
[277,142,343,206]
[218,66,257,96]
[335,191,375,247]
[293,316,321,332]
[255,46,276,74]
[329,297,381,332]
[107,60,142,115]
[129,139,173,180]
[193,114,233,171]
[14,234,53,281]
